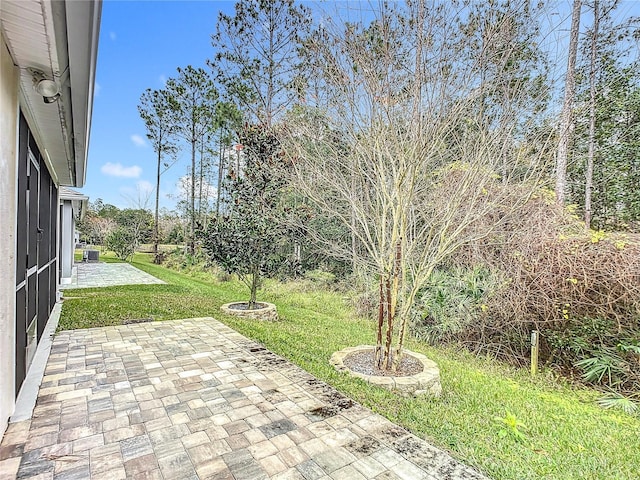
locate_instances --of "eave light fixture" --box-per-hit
[29,68,60,103]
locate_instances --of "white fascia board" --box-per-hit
[65,0,101,188]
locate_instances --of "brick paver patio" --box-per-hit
[0,318,487,479]
[61,262,165,290]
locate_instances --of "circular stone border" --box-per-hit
[220,302,278,321]
[330,345,442,397]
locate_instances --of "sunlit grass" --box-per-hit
[59,253,640,480]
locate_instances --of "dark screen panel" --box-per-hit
[15,287,26,395]
[49,260,57,311]
[16,114,28,285]
[50,183,58,262]
[27,155,39,270]
[37,269,49,339]
[38,167,51,266]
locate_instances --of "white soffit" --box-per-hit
[0,0,101,187]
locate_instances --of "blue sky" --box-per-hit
[86,1,235,211]
[84,0,639,212]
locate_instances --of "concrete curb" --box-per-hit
[220,301,279,321]
[330,345,442,397]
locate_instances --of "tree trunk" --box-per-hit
[190,136,196,255]
[198,136,204,223]
[375,275,385,367]
[555,0,582,205]
[153,145,161,262]
[249,265,259,310]
[384,277,393,370]
[350,174,357,274]
[392,241,406,371]
[216,130,225,217]
[585,0,599,230]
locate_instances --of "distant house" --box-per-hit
[0,0,101,435]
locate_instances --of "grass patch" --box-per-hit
[59,253,640,480]
[73,249,124,263]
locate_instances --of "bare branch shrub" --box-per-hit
[444,193,640,377]
[285,0,553,370]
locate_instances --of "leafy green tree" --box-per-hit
[210,0,311,127]
[212,101,242,217]
[571,62,640,229]
[166,66,218,253]
[206,0,311,285]
[570,2,640,230]
[138,88,178,261]
[202,125,289,308]
[92,199,119,220]
[115,208,154,246]
[106,228,137,261]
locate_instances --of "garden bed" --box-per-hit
[331,345,442,396]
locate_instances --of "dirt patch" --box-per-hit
[304,379,355,410]
[346,436,382,456]
[343,349,423,377]
[306,406,339,421]
[122,318,153,325]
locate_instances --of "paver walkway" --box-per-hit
[0,318,487,480]
[61,262,165,289]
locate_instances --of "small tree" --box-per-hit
[202,125,289,308]
[287,1,552,371]
[106,228,137,261]
[555,0,582,205]
[77,212,116,250]
[166,66,218,254]
[138,88,178,262]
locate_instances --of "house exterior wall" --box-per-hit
[0,31,20,437]
[60,201,74,281]
[1,32,64,438]
[1,0,101,439]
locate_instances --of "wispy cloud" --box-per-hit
[109,31,117,41]
[159,74,167,86]
[94,82,101,96]
[130,134,147,148]
[176,175,217,200]
[137,180,154,195]
[101,162,142,178]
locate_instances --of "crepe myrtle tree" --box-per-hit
[287,0,552,371]
[201,125,290,309]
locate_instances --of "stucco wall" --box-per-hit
[0,32,19,436]
[60,201,74,281]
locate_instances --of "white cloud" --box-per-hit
[130,134,147,147]
[176,175,218,201]
[94,82,101,96]
[137,180,154,195]
[159,74,167,85]
[109,31,116,41]
[101,162,142,178]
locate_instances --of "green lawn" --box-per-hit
[59,253,640,480]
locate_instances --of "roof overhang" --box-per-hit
[0,0,102,187]
[59,186,89,221]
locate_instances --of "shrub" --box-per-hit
[422,189,640,392]
[106,228,136,261]
[411,266,500,344]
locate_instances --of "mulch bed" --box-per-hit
[227,302,268,310]
[343,348,423,377]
